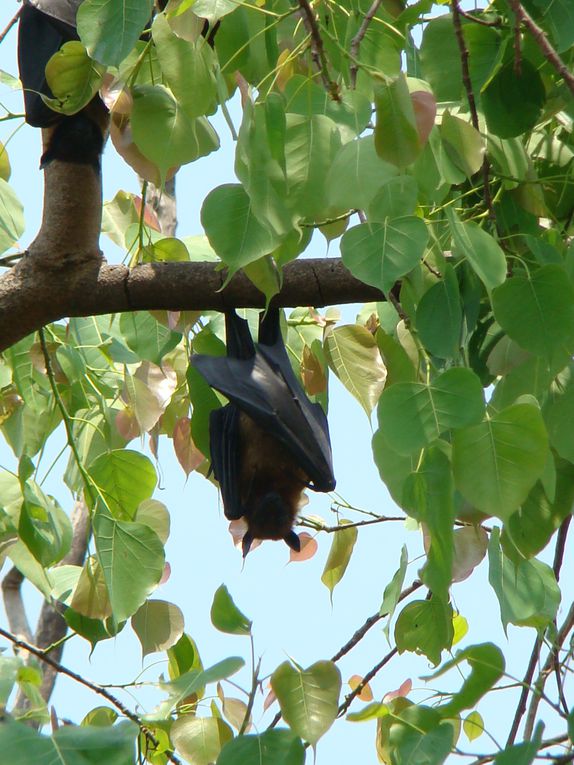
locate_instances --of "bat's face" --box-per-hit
[242,491,302,556]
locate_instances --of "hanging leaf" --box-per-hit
[321,521,358,597]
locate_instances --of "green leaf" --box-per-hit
[323,325,386,416]
[440,113,484,178]
[171,717,233,765]
[168,633,204,680]
[217,729,305,765]
[377,368,485,456]
[482,59,545,139]
[341,217,428,293]
[44,41,105,114]
[192,0,238,22]
[77,0,153,67]
[463,711,484,742]
[135,499,170,545]
[0,178,24,255]
[321,522,358,597]
[395,599,454,665]
[452,403,548,520]
[372,431,419,508]
[327,136,399,212]
[159,658,245,716]
[93,508,165,622]
[210,584,252,635]
[386,703,455,765]
[379,545,408,639]
[271,660,341,746]
[131,600,185,658]
[0,718,138,765]
[119,311,181,365]
[488,528,560,631]
[201,184,281,278]
[368,176,418,221]
[416,265,462,358]
[131,85,219,182]
[0,655,21,707]
[19,485,72,567]
[428,643,505,717]
[492,266,574,359]
[406,448,455,600]
[527,0,574,52]
[374,74,421,168]
[88,450,157,520]
[152,13,217,119]
[447,209,506,290]
[494,721,544,765]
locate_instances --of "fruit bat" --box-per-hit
[18,0,108,169]
[192,309,336,556]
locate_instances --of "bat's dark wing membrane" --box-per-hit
[208,404,244,520]
[192,310,336,493]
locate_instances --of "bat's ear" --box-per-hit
[242,531,254,558]
[284,531,301,552]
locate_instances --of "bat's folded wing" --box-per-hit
[208,404,244,520]
[192,352,336,493]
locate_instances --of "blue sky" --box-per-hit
[0,3,572,763]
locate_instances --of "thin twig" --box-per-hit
[297,0,339,99]
[451,0,496,224]
[552,516,571,715]
[338,647,398,716]
[0,626,182,765]
[506,634,543,746]
[506,0,574,98]
[524,599,574,739]
[458,8,501,28]
[349,0,384,89]
[299,515,406,533]
[0,8,21,46]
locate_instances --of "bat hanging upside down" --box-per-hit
[192,309,336,556]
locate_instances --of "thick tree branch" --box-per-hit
[0,257,384,352]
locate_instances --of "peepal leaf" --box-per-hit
[453,403,548,520]
[492,265,574,359]
[131,600,185,658]
[395,599,454,666]
[377,367,485,455]
[88,449,157,520]
[321,522,358,597]
[341,217,428,293]
[271,661,341,746]
[427,643,505,717]
[93,509,165,622]
[171,717,233,765]
[77,0,153,67]
[211,584,252,635]
[447,209,506,290]
[323,325,386,416]
[159,657,245,716]
[217,729,305,765]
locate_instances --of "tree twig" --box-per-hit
[505,633,543,747]
[297,0,339,99]
[299,514,406,533]
[2,567,33,643]
[0,8,21,46]
[0,626,183,765]
[451,0,496,224]
[506,0,574,98]
[338,647,398,716]
[349,0,384,89]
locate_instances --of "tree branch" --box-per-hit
[349,0,384,88]
[2,567,33,643]
[0,257,385,352]
[297,0,339,99]
[0,625,183,765]
[506,0,574,98]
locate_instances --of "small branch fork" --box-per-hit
[0,626,183,765]
[349,0,384,89]
[267,579,423,729]
[296,0,339,98]
[506,0,574,98]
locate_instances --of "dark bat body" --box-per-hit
[18,0,107,169]
[192,309,335,556]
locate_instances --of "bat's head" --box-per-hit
[242,491,301,557]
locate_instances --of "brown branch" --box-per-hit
[299,515,406,533]
[524,598,574,739]
[2,567,33,642]
[451,0,496,224]
[506,0,574,98]
[506,633,543,746]
[297,0,339,99]
[0,8,21,46]
[338,647,398,716]
[268,580,422,729]
[457,9,502,28]
[0,257,385,352]
[349,0,384,89]
[0,626,183,765]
